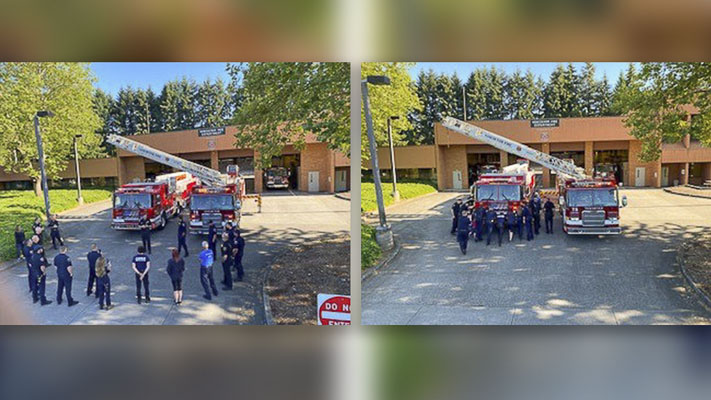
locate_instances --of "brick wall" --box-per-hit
[299,142,334,193]
[438,145,468,190]
[628,140,661,187]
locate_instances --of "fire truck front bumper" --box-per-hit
[564,223,621,235]
[266,183,289,189]
[111,220,141,230]
[189,219,240,235]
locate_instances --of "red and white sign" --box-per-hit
[317,294,350,325]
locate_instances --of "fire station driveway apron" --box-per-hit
[0,193,349,325]
[362,189,711,325]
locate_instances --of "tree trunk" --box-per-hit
[33,178,42,197]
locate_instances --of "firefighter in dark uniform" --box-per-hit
[451,198,463,235]
[131,246,151,304]
[531,193,542,235]
[232,229,245,282]
[225,222,235,244]
[220,233,233,290]
[485,207,497,246]
[47,214,64,250]
[523,204,534,241]
[474,205,485,242]
[22,239,33,292]
[495,212,506,247]
[139,216,152,254]
[506,209,516,242]
[544,198,555,234]
[177,216,189,257]
[456,210,471,255]
[30,245,51,305]
[86,244,101,297]
[515,208,524,241]
[208,221,218,257]
[54,246,78,307]
[32,217,44,245]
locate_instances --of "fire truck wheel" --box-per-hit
[158,213,167,230]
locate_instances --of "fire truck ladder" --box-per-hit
[441,117,589,180]
[106,134,227,187]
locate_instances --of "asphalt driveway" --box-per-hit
[0,192,349,325]
[362,189,711,325]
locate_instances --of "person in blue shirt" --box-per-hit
[132,246,151,304]
[232,229,245,282]
[30,246,51,305]
[86,244,102,297]
[22,239,33,292]
[198,241,219,300]
[54,246,78,307]
[177,216,189,257]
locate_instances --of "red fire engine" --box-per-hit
[111,171,197,231]
[189,166,247,234]
[470,161,535,216]
[557,175,627,235]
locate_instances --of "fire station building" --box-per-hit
[364,116,711,190]
[0,126,351,193]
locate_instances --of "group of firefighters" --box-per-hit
[450,192,556,255]
[12,213,246,311]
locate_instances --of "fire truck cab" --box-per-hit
[112,182,177,231]
[264,167,290,190]
[188,166,246,235]
[470,161,535,216]
[557,178,628,235]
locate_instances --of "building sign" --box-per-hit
[530,119,559,128]
[198,127,226,137]
[317,294,350,325]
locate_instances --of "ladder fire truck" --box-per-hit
[441,117,628,235]
[107,134,247,235]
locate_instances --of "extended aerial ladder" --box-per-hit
[107,134,230,187]
[441,117,588,180]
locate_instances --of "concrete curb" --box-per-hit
[334,193,351,201]
[362,190,442,218]
[677,244,711,312]
[361,240,402,282]
[262,263,276,325]
[663,188,711,200]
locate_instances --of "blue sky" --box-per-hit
[90,62,231,96]
[410,62,633,83]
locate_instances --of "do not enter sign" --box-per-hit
[317,294,350,325]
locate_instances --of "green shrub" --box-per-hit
[361,224,382,270]
[361,181,437,213]
[0,189,111,261]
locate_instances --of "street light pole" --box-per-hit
[73,134,84,205]
[362,75,393,250]
[387,116,400,202]
[34,111,54,221]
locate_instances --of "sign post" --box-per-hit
[317,294,350,325]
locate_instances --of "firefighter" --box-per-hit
[451,198,463,235]
[225,222,235,244]
[232,229,245,282]
[531,192,542,235]
[139,216,152,254]
[95,255,113,310]
[132,246,151,304]
[515,208,524,241]
[474,205,485,242]
[220,233,233,290]
[485,207,497,246]
[22,239,33,292]
[14,225,26,261]
[198,241,219,300]
[177,216,189,257]
[86,244,101,297]
[47,214,64,250]
[456,210,471,255]
[32,217,44,245]
[54,246,78,307]
[495,212,506,247]
[523,204,534,241]
[544,197,555,234]
[30,246,51,305]
[208,221,218,257]
[506,209,516,242]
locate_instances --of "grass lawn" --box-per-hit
[361,181,437,213]
[0,189,112,261]
[361,224,382,270]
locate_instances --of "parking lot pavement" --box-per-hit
[0,192,349,325]
[362,189,711,325]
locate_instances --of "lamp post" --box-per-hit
[34,110,54,221]
[73,134,84,205]
[362,75,394,250]
[387,115,400,202]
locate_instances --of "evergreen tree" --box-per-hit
[464,69,487,120]
[93,88,115,155]
[505,69,542,119]
[483,67,506,119]
[544,63,580,117]
[195,78,232,128]
[578,62,598,116]
[610,64,637,115]
[596,74,613,116]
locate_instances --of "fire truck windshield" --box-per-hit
[114,193,151,209]
[267,168,288,177]
[477,185,521,201]
[192,194,234,210]
[567,189,618,207]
